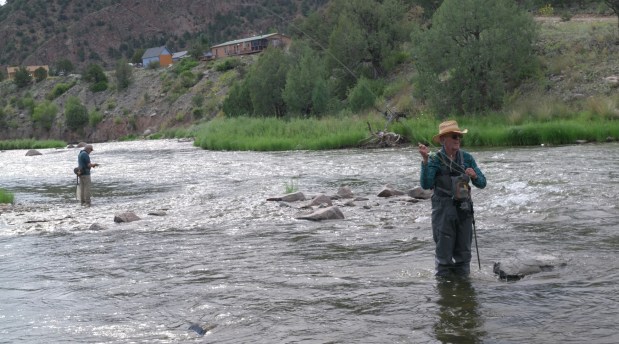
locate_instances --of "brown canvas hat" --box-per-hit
[432,120,468,143]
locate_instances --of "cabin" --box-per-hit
[172,51,189,62]
[210,33,291,59]
[6,65,49,80]
[141,46,173,68]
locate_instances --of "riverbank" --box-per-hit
[186,113,619,151]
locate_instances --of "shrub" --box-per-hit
[64,96,88,131]
[32,101,58,130]
[46,82,74,100]
[89,110,103,127]
[214,58,241,72]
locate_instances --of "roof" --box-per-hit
[211,33,285,49]
[172,51,188,59]
[142,46,170,59]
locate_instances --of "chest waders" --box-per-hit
[432,151,480,275]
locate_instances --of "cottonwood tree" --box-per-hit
[33,67,47,82]
[246,48,290,117]
[283,43,329,116]
[412,0,538,115]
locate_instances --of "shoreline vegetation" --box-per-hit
[2,114,618,151]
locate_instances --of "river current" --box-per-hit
[0,140,617,343]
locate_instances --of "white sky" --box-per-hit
[0,1,5,6]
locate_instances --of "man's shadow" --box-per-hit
[433,277,485,344]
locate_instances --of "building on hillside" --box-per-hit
[172,51,189,62]
[141,46,173,68]
[210,33,291,59]
[6,65,49,80]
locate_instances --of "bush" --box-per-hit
[46,82,74,100]
[32,101,58,130]
[64,96,88,131]
[214,58,241,72]
[89,110,103,127]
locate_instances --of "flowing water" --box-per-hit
[0,140,617,343]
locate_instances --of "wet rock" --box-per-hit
[25,149,42,156]
[377,184,405,197]
[337,186,354,199]
[147,211,166,216]
[309,194,332,207]
[114,211,141,223]
[89,223,106,231]
[296,205,345,221]
[267,191,306,202]
[77,142,87,148]
[408,186,433,199]
[494,252,566,281]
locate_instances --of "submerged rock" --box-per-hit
[114,211,141,223]
[494,252,566,281]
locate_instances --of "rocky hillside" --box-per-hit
[0,0,328,70]
[0,54,262,142]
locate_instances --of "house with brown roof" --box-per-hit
[210,33,291,59]
[6,65,49,80]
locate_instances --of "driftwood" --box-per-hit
[359,109,409,148]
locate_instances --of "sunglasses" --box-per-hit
[450,134,463,140]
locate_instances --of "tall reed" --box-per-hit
[0,188,14,204]
[0,139,66,150]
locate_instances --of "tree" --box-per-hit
[64,96,88,131]
[0,70,4,82]
[115,58,132,90]
[54,58,74,75]
[83,63,108,92]
[412,0,538,115]
[246,48,291,117]
[283,43,329,116]
[605,1,619,31]
[13,66,32,88]
[32,101,58,130]
[33,67,48,82]
[222,79,253,117]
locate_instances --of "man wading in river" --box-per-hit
[418,120,486,277]
[77,144,99,207]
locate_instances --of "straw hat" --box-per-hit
[432,120,468,143]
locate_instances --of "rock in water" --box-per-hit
[494,251,566,281]
[296,205,345,221]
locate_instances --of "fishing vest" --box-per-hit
[433,150,471,202]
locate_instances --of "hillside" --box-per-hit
[1,5,618,144]
[0,0,327,70]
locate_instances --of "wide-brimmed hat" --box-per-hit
[432,120,468,143]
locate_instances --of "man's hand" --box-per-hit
[418,143,429,164]
[465,167,477,180]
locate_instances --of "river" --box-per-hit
[0,140,617,343]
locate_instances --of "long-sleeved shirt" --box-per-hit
[420,148,486,191]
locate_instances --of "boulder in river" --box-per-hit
[494,252,566,281]
[266,191,306,202]
[296,205,345,221]
[25,149,42,156]
[114,211,141,223]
